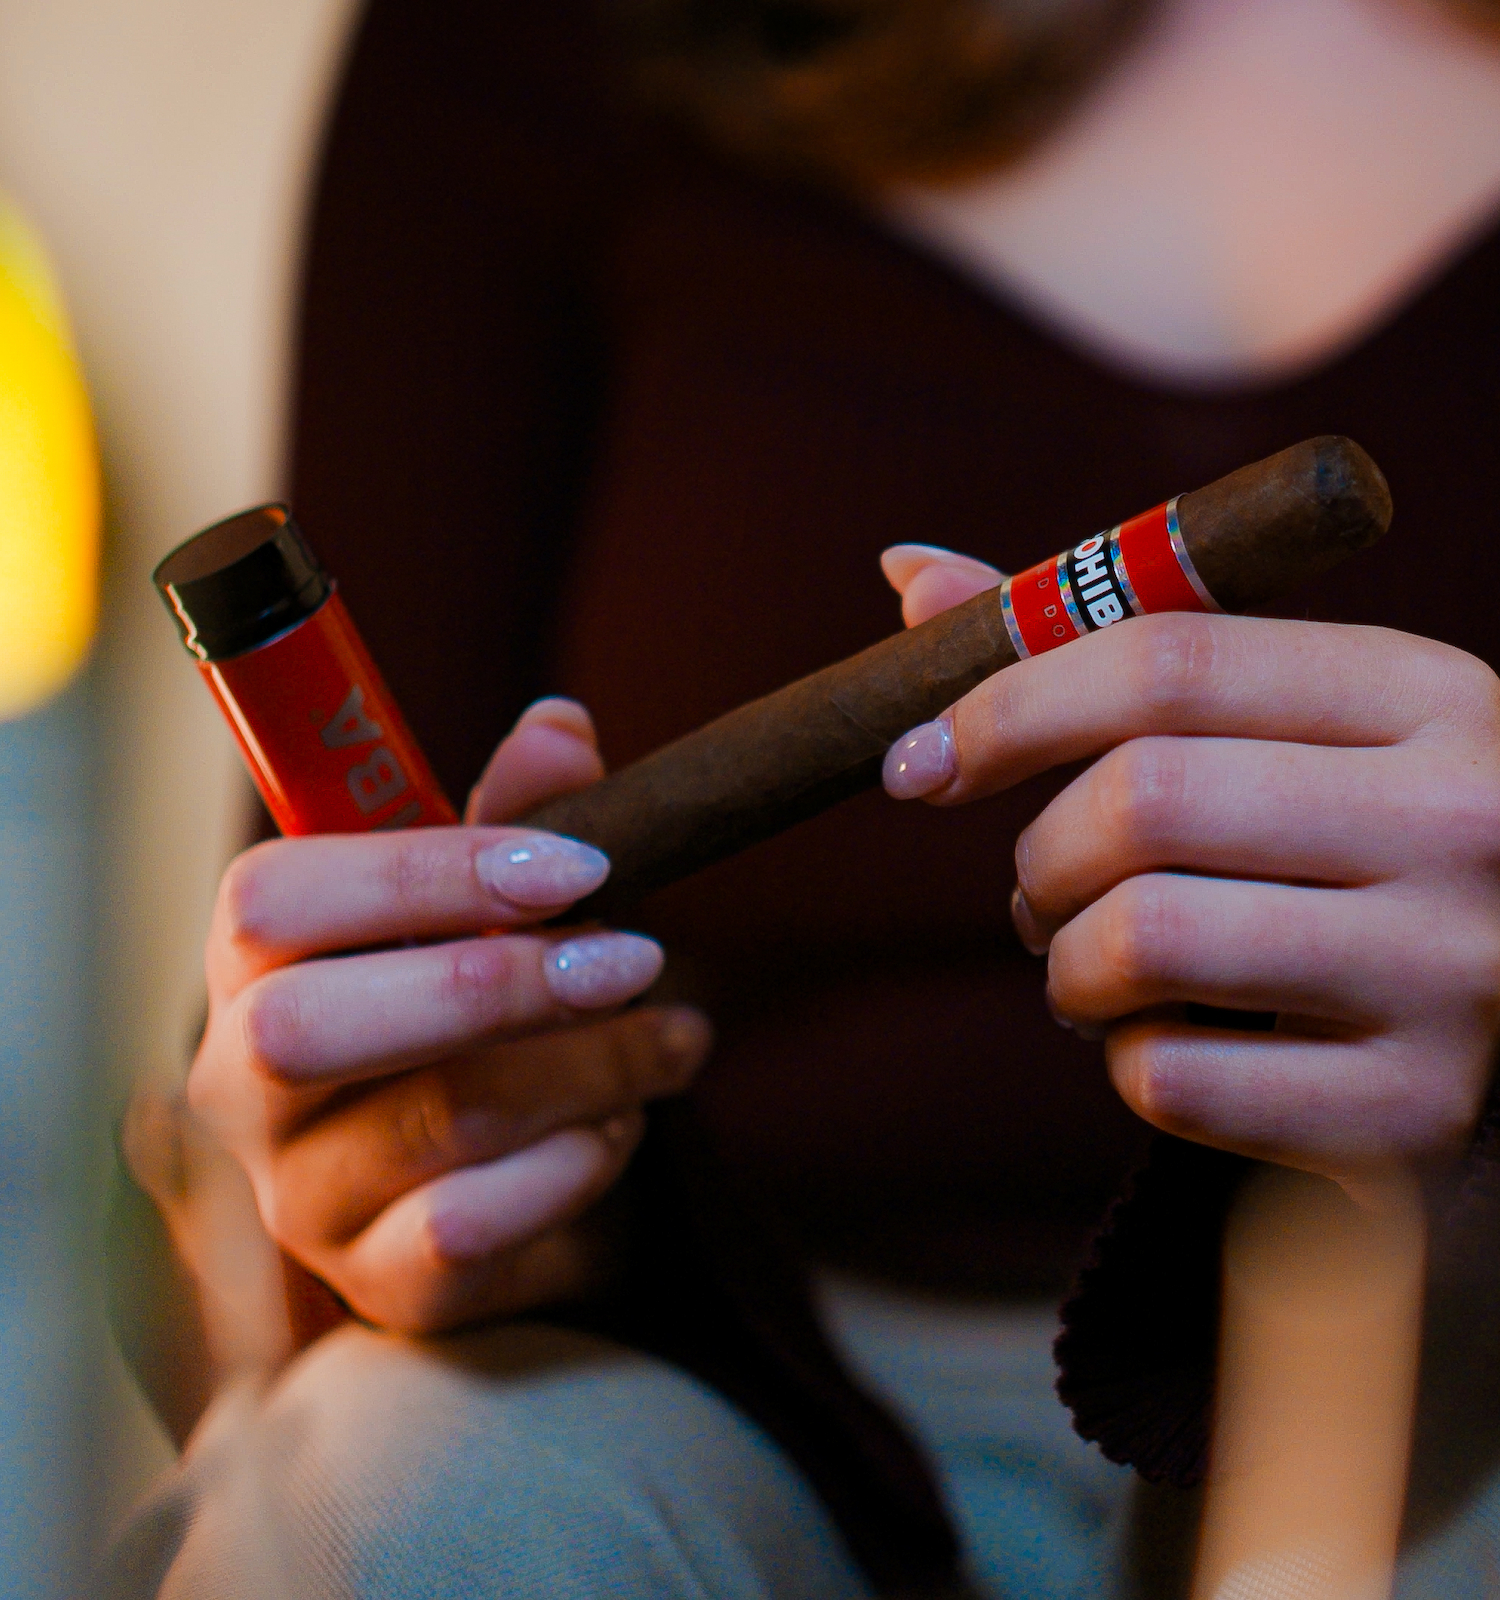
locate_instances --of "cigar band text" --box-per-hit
[999,498,1219,660]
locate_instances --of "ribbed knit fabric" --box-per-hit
[269,0,1500,1573]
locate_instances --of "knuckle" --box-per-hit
[1476,669,1500,748]
[216,844,279,950]
[1403,909,1500,1021]
[1119,1053,1181,1129]
[1098,739,1188,847]
[1398,761,1500,865]
[1097,880,1177,992]
[238,977,309,1082]
[411,1217,469,1295]
[1438,649,1500,741]
[1479,789,1500,853]
[1131,613,1219,720]
[1399,637,1500,749]
[437,940,524,1035]
[393,1078,461,1170]
[1109,1037,1199,1134]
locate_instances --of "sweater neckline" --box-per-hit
[869,194,1500,408]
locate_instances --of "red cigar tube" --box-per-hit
[153,505,456,835]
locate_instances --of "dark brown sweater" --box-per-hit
[287,1,1500,1587]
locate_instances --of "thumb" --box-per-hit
[881,544,1004,628]
[466,698,606,824]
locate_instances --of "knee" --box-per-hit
[260,1320,670,1514]
[159,1321,865,1599]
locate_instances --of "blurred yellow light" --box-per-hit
[0,198,100,721]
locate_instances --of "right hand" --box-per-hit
[184,698,711,1334]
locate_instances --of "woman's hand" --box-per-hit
[881,546,1500,1188]
[184,698,710,1334]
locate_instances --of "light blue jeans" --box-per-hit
[101,1278,1500,1599]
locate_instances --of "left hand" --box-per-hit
[880,545,1500,1189]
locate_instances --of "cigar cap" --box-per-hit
[154,504,332,662]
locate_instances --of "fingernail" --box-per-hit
[1045,986,1075,1033]
[517,696,597,745]
[1011,885,1049,956]
[883,718,955,800]
[475,833,610,908]
[546,932,664,1009]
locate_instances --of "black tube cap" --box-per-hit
[153,504,332,662]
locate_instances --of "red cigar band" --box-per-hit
[153,505,456,836]
[998,498,1220,660]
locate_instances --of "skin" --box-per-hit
[891,0,1500,384]
[881,546,1500,1195]
[152,0,1500,1351]
[178,697,712,1335]
[171,550,1500,1348]
[879,0,1500,1206]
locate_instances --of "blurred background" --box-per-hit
[0,0,359,1585]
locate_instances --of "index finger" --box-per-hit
[211,826,611,978]
[896,614,1475,807]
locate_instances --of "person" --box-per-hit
[104,0,1500,1595]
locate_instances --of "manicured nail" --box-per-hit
[1011,885,1049,956]
[475,832,610,907]
[882,718,955,799]
[546,932,664,1008]
[517,696,598,745]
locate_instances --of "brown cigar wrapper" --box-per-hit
[523,436,1392,918]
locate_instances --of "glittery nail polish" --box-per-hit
[475,832,610,907]
[546,931,664,1008]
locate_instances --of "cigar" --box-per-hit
[523,436,1392,917]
